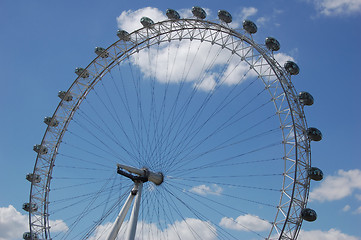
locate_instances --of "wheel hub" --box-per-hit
[117,164,164,185]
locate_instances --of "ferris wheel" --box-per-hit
[24,7,324,240]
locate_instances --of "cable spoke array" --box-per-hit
[27,15,314,240]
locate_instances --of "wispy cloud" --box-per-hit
[313,0,361,16]
[298,228,360,240]
[89,218,217,240]
[354,206,361,214]
[190,184,223,196]
[219,214,271,232]
[274,53,295,65]
[309,169,361,202]
[240,7,258,20]
[342,204,351,212]
[116,7,166,32]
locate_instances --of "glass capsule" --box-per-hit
[117,30,131,41]
[265,37,280,51]
[298,92,314,106]
[192,6,206,19]
[243,20,257,34]
[307,127,322,141]
[166,9,180,20]
[218,10,232,23]
[301,208,317,222]
[140,17,154,28]
[284,61,300,75]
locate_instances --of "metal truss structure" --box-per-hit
[26,11,319,240]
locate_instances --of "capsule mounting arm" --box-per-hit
[116,164,164,185]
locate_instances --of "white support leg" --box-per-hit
[126,182,143,240]
[113,164,162,240]
[107,184,139,240]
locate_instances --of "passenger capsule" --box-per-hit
[117,30,131,41]
[301,208,317,222]
[265,37,280,51]
[298,92,314,106]
[44,116,59,127]
[218,10,232,23]
[284,61,300,75]
[166,9,180,20]
[307,127,322,141]
[33,144,48,155]
[58,91,73,102]
[75,67,89,78]
[308,167,324,181]
[192,6,206,19]
[22,203,38,212]
[94,47,109,58]
[26,173,41,183]
[23,232,39,240]
[140,17,154,28]
[243,20,257,34]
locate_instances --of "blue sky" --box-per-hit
[0,0,361,239]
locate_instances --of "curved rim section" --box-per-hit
[28,18,311,239]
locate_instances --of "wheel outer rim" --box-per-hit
[29,18,311,240]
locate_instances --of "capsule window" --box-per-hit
[58,91,73,102]
[218,10,232,23]
[298,92,314,106]
[166,9,180,20]
[265,37,280,51]
[307,127,322,141]
[243,20,257,34]
[140,17,154,28]
[308,167,323,181]
[75,68,89,78]
[117,30,131,41]
[284,61,300,75]
[301,208,317,222]
[192,6,207,19]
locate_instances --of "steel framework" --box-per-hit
[27,17,312,240]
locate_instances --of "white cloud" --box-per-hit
[219,214,271,232]
[49,219,69,232]
[127,38,256,91]
[298,228,360,240]
[355,193,361,200]
[274,53,295,66]
[129,41,231,85]
[178,8,193,18]
[229,7,259,29]
[194,73,217,91]
[116,7,166,32]
[116,7,295,93]
[175,7,213,19]
[88,222,113,240]
[190,184,223,196]
[89,218,217,240]
[256,17,269,25]
[116,7,214,32]
[0,205,28,240]
[354,206,361,214]
[164,218,217,239]
[0,205,68,240]
[221,61,257,86]
[342,204,351,212]
[240,7,258,20]
[313,0,361,16]
[310,169,361,202]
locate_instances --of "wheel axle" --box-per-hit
[117,164,164,185]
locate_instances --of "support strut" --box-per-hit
[107,164,163,240]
